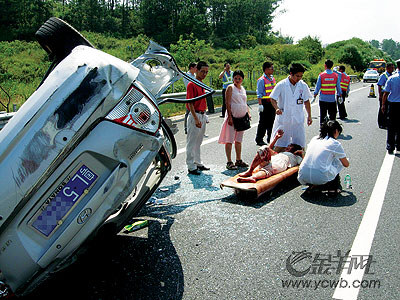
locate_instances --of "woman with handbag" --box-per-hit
[218,70,251,170]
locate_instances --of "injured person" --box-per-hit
[238,130,304,183]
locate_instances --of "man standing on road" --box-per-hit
[186,61,211,175]
[183,62,197,134]
[377,62,394,129]
[255,61,276,146]
[314,59,342,124]
[381,60,400,154]
[337,65,351,120]
[219,63,233,118]
[269,63,313,152]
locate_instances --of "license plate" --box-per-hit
[31,165,98,237]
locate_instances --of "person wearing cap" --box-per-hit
[381,60,400,154]
[186,61,211,175]
[314,59,342,124]
[377,62,394,129]
[255,61,276,146]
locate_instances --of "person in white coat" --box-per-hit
[269,63,312,152]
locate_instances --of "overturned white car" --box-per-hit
[0,17,213,297]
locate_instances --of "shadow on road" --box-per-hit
[337,134,353,141]
[22,216,184,300]
[300,190,357,207]
[339,118,359,124]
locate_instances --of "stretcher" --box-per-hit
[220,166,299,199]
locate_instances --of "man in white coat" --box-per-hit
[270,63,312,152]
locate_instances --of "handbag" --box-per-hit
[232,113,251,131]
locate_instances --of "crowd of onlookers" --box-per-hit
[182,58,400,196]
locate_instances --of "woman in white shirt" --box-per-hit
[297,120,349,196]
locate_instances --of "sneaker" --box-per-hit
[235,160,248,168]
[197,165,210,171]
[256,140,267,146]
[188,169,201,175]
[226,161,238,170]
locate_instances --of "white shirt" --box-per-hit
[271,152,303,173]
[297,136,346,185]
[270,77,312,148]
[183,71,196,88]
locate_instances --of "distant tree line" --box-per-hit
[370,38,400,61]
[0,0,286,49]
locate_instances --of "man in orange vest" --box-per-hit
[255,61,276,145]
[337,65,350,120]
[314,60,342,124]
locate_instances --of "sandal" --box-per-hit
[235,160,249,168]
[226,161,238,170]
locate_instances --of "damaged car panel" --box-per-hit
[0,17,214,296]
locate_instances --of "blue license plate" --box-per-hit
[32,165,98,237]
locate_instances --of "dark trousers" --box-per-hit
[319,100,337,124]
[256,101,275,143]
[378,98,388,129]
[221,88,227,117]
[387,102,400,151]
[320,174,341,191]
[337,90,348,119]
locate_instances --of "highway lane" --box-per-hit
[23,82,399,300]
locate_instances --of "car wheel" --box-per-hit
[35,17,94,62]
[161,118,177,159]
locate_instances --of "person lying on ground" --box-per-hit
[237,130,304,183]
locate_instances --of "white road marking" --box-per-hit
[332,153,395,300]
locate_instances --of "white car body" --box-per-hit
[0,39,213,296]
[363,69,379,83]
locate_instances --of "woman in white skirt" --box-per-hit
[218,70,250,170]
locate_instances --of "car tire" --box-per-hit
[35,17,94,62]
[161,118,177,159]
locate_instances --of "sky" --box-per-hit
[272,0,400,46]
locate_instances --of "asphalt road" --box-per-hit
[23,82,400,300]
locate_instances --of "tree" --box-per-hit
[297,36,324,64]
[369,39,380,49]
[381,38,400,60]
[338,45,364,71]
[169,34,207,70]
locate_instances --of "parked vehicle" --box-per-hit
[367,59,386,74]
[363,69,379,83]
[0,17,213,297]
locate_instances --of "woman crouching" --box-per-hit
[297,120,349,196]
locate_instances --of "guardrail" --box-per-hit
[157,89,257,100]
[349,75,359,83]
